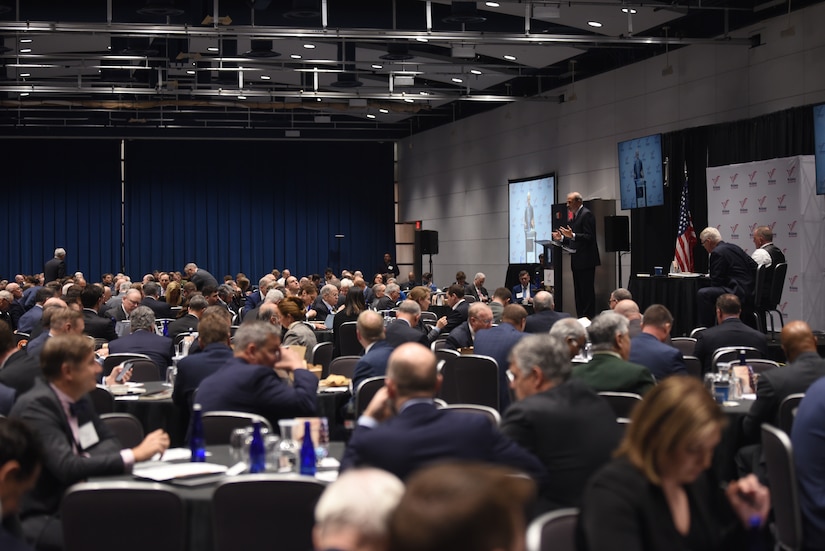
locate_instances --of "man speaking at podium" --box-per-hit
[552,192,600,319]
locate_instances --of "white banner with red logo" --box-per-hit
[706,155,824,331]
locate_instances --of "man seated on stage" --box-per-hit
[628,304,686,381]
[696,227,757,328]
[693,294,767,374]
[467,273,489,303]
[10,335,169,550]
[511,270,538,306]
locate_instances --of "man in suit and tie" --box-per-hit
[628,304,686,381]
[511,270,538,306]
[693,294,767,374]
[107,306,174,373]
[43,248,66,285]
[352,311,396,393]
[183,262,219,292]
[172,312,235,410]
[242,274,276,320]
[167,295,208,341]
[524,291,570,334]
[552,192,601,319]
[467,273,489,303]
[386,301,429,349]
[9,334,169,550]
[139,282,174,320]
[444,302,493,351]
[473,304,528,412]
[697,226,758,328]
[79,285,118,343]
[340,342,547,485]
[437,284,469,336]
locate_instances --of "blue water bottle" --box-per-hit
[299,421,317,476]
[249,421,266,473]
[190,404,206,462]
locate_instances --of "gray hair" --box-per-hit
[188,295,209,312]
[587,312,629,352]
[385,283,400,296]
[509,334,572,384]
[532,291,555,312]
[233,320,281,350]
[397,300,421,317]
[473,272,486,281]
[54,247,66,258]
[143,281,160,297]
[699,227,721,244]
[129,305,156,332]
[340,278,354,290]
[549,317,587,343]
[320,284,338,299]
[264,289,284,304]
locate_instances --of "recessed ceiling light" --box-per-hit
[290,54,302,59]
[19,38,32,43]
[366,113,376,119]
[622,8,637,13]
[20,92,29,97]
[303,44,316,49]
[186,70,196,75]
[470,69,482,75]
[371,64,382,69]
[260,75,271,80]
[588,21,603,27]
[317,97,322,102]
[503,54,517,61]
[20,73,30,77]
[19,48,31,53]
[416,37,429,42]
[379,108,389,113]
[486,1,500,6]
[237,95,246,100]
[451,77,463,83]
[207,46,219,52]
[404,98,414,103]
[419,91,429,95]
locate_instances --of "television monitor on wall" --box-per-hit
[508,173,555,264]
[618,133,664,209]
[814,103,825,195]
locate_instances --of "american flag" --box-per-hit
[674,175,697,272]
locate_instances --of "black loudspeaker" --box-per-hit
[604,216,630,252]
[420,230,439,255]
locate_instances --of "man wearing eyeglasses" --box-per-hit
[111,289,142,323]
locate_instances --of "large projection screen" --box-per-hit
[508,173,556,264]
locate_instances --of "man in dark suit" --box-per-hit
[524,291,570,334]
[385,301,429,349]
[352,311,396,392]
[172,313,234,409]
[467,273,489,303]
[693,294,767,374]
[167,295,208,341]
[697,226,757,328]
[750,225,787,305]
[340,342,546,486]
[107,306,174,372]
[4,283,26,331]
[312,284,339,321]
[140,281,174,320]
[42,248,66,284]
[379,253,400,279]
[502,333,621,511]
[79,285,117,343]
[552,192,600,319]
[572,312,655,396]
[370,284,394,312]
[0,418,44,551]
[438,284,469,336]
[194,321,318,430]
[184,262,218,292]
[473,304,528,413]
[628,304,686,381]
[9,334,168,550]
[444,303,493,351]
[110,288,142,324]
[242,274,276,320]
[511,270,538,306]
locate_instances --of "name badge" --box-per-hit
[78,421,100,450]
[515,292,523,299]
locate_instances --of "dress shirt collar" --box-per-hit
[49,382,77,419]
[323,300,336,313]
[399,397,434,413]
[452,299,466,311]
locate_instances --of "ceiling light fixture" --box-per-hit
[19,38,32,43]
[303,44,316,49]
[587,21,603,28]
[20,72,30,77]
[186,70,196,74]
[237,95,247,100]
[503,54,517,61]
[470,69,482,75]
[290,54,302,59]
[452,77,463,83]
[416,37,429,42]
[622,8,637,13]
[19,48,31,53]
[260,75,271,80]
[366,113,376,119]
[379,108,389,113]
[372,64,383,69]
[486,2,500,6]
[404,98,414,103]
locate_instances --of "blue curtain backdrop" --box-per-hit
[1,139,394,281]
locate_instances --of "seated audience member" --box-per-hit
[172,312,234,409]
[107,306,174,373]
[332,288,367,358]
[194,321,318,429]
[242,289,284,326]
[791,377,825,551]
[400,272,418,292]
[467,272,489,303]
[488,287,511,325]
[110,288,142,324]
[16,288,57,336]
[140,281,174,320]
[511,270,538,306]
[0,418,44,551]
[572,312,655,395]
[693,294,767,374]
[405,287,446,343]
[164,281,182,308]
[313,284,340,321]
[473,304,528,412]
[440,284,469,335]
[549,317,589,360]
[502,334,620,511]
[79,285,117,343]
[10,335,169,550]
[277,296,317,361]
[628,304,687,381]
[607,287,632,311]
[444,302,493,350]
[370,284,393,311]
[613,299,642,338]
[577,376,770,551]
[25,307,82,359]
[388,462,535,551]
[385,301,429,349]
[313,468,404,551]
[352,310,395,393]
[420,272,437,293]
[167,294,208,340]
[243,275,276,319]
[523,291,570,334]
[340,342,546,485]
[299,283,320,320]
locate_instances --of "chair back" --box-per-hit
[329,355,360,379]
[212,474,325,551]
[689,327,707,338]
[682,355,702,378]
[201,411,273,445]
[442,403,501,426]
[100,412,145,448]
[431,338,450,352]
[710,346,763,371]
[598,391,642,419]
[420,310,438,324]
[355,376,386,417]
[337,321,362,357]
[753,263,767,307]
[768,263,788,309]
[747,358,781,375]
[62,481,185,551]
[761,423,803,551]
[102,353,153,376]
[435,347,460,365]
[128,359,163,382]
[670,337,697,357]
[526,508,579,551]
[89,385,115,415]
[777,393,805,435]
[310,341,334,378]
[437,354,499,411]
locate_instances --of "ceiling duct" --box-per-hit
[332,42,363,88]
[137,0,184,17]
[283,0,321,19]
[380,43,414,61]
[244,39,281,58]
[442,2,487,24]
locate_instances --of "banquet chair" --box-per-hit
[598,392,642,419]
[62,481,185,551]
[434,347,460,365]
[670,337,697,357]
[201,411,273,445]
[329,355,360,379]
[761,423,803,551]
[525,508,579,551]
[710,346,763,371]
[310,341,333,377]
[212,474,325,551]
[682,356,702,378]
[750,264,767,333]
[747,358,781,374]
[127,359,163,382]
[777,393,805,435]
[431,338,450,352]
[420,310,438,325]
[689,327,707,338]
[355,376,386,418]
[100,412,145,448]
[437,354,499,411]
[102,352,152,376]
[441,403,501,426]
[758,262,788,336]
[337,321,362,357]
[89,385,115,415]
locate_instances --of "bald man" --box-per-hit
[613,299,642,338]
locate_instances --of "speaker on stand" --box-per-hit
[604,216,630,288]
[417,230,439,283]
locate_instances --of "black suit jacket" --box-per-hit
[385,319,429,348]
[445,322,473,350]
[693,318,767,373]
[82,309,118,342]
[191,268,218,291]
[561,206,600,270]
[141,297,175,320]
[43,257,65,284]
[442,300,469,334]
[741,351,825,443]
[0,349,42,398]
[501,379,621,510]
[524,310,572,334]
[167,313,200,341]
[107,329,174,371]
[467,285,489,303]
[172,343,235,408]
[10,379,125,519]
[708,241,757,303]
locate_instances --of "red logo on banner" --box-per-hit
[767,168,776,179]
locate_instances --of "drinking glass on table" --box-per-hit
[165,365,177,387]
[230,427,251,462]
